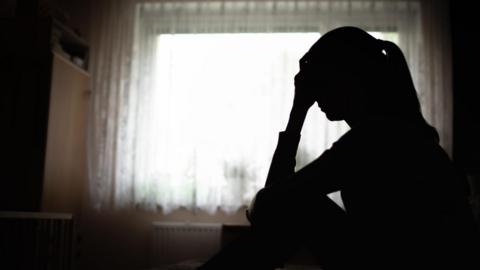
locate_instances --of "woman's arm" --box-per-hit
[264,108,307,187]
[248,140,348,226]
[265,85,314,186]
[247,86,315,222]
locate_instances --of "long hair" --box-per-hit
[308,26,439,141]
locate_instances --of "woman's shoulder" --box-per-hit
[330,116,441,158]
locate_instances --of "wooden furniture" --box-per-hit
[1,17,90,214]
[41,50,90,214]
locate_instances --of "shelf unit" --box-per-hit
[51,18,89,71]
[2,17,90,213]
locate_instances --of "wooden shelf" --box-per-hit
[52,18,89,70]
[53,19,88,48]
[52,51,90,77]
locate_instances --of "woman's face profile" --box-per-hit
[296,54,350,121]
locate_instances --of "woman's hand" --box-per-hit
[285,85,315,134]
[293,70,317,110]
[293,83,316,111]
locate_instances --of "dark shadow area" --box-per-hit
[2,1,480,270]
[451,1,480,227]
[198,27,480,270]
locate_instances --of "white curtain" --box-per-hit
[88,0,452,213]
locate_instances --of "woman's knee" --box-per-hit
[248,188,284,227]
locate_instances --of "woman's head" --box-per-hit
[295,26,422,123]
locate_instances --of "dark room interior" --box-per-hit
[1,0,479,269]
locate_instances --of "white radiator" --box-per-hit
[151,222,222,266]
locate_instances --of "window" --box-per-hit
[88,0,452,214]
[131,31,397,213]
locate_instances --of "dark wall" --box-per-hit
[1,1,53,211]
[450,1,480,173]
[1,0,91,211]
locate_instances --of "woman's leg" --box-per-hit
[196,225,298,270]
[288,194,353,270]
[197,190,351,270]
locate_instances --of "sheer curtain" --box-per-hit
[88,0,452,213]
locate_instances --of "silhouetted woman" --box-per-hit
[198,27,478,270]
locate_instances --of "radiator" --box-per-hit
[151,222,222,266]
[0,211,74,270]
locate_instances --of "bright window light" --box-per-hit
[154,32,321,139]
[152,33,323,175]
[147,32,397,212]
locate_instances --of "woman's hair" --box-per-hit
[308,26,439,140]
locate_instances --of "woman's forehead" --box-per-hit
[299,51,334,70]
[299,53,309,63]
[300,51,320,66]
